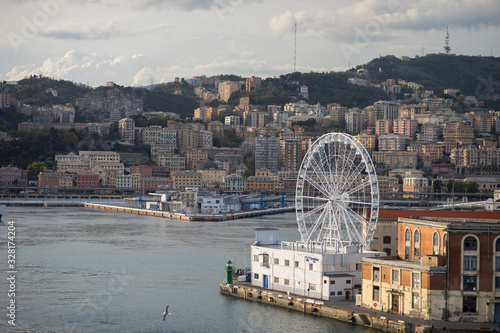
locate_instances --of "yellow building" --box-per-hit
[157,154,186,171]
[118,117,135,142]
[173,171,202,190]
[443,122,474,145]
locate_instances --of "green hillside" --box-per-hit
[229,72,389,108]
[3,76,92,105]
[359,54,500,108]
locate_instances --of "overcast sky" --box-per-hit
[1,0,499,87]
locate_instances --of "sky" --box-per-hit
[0,0,499,87]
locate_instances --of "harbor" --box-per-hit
[220,282,498,332]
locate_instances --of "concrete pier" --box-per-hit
[84,203,294,221]
[84,203,193,220]
[220,283,498,333]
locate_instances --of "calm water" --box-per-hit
[0,205,379,333]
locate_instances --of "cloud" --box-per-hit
[268,10,295,39]
[38,20,172,40]
[269,0,500,43]
[40,21,119,40]
[126,0,262,11]
[3,50,154,86]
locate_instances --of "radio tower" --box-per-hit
[294,20,297,72]
[444,26,451,55]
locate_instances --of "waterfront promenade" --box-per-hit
[221,282,499,333]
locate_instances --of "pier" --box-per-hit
[220,283,498,332]
[84,203,294,221]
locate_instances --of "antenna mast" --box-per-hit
[444,26,451,55]
[294,20,297,72]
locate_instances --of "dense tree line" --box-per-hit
[361,54,500,109]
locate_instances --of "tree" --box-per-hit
[466,182,479,193]
[242,169,252,178]
[27,161,47,178]
[244,149,255,176]
[63,132,79,148]
[433,179,443,193]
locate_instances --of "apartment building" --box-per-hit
[361,216,500,323]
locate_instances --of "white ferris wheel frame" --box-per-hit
[295,132,379,251]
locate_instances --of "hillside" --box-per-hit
[229,72,389,108]
[145,82,199,115]
[359,54,500,108]
[2,76,92,106]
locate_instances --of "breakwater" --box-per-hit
[84,203,294,221]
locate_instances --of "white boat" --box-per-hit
[0,204,5,221]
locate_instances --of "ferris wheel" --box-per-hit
[295,132,379,251]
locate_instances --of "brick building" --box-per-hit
[75,173,100,188]
[361,215,500,323]
[0,165,28,187]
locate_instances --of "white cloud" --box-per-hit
[268,10,295,39]
[269,0,500,43]
[3,50,154,86]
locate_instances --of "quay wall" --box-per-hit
[84,203,193,220]
[220,283,495,333]
[84,203,293,221]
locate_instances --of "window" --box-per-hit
[496,238,500,252]
[309,284,316,291]
[414,229,421,257]
[405,228,411,260]
[383,236,391,244]
[464,236,478,251]
[405,228,411,242]
[274,258,279,265]
[443,233,448,256]
[433,232,440,255]
[253,255,259,262]
[274,277,279,283]
[330,292,335,296]
[412,272,420,289]
[284,279,289,286]
[495,277,500,290]
[330,280,336,285]
[464,255,478,271]
[412,292,420,309]
[346,280,351,284]
[392,270,400,284]
[463,296,477,313]
[254,273,259,279]
[373,286,380,302]
[373,267,380,282]
[309,263,313,271]
[496,257,500,272]
[337,291,343,295]
[384,248,391,256]
[284,259,290,266]
[262,254,269,267]
[463,275,477,291]
[295,261,299,268]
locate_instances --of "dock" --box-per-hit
[220,282,498,333]
[1,201,85,207]
[84,203,294,221]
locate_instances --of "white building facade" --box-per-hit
[250,228,386,301]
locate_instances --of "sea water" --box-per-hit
[0,205,379,332]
